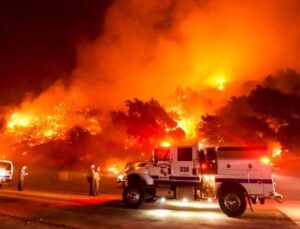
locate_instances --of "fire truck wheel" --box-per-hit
[123,185,145,208]
[219,189,247,217]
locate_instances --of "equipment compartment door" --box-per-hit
[248,170,264,195]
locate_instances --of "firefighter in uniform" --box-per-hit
[94,167,101,196]
[87,164,96,196]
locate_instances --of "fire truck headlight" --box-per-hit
[0,169,6,177]
[204,175,209,181]
[117,174,124,181]
[160,197,166,203]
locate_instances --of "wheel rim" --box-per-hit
[127,188,140,204]
[224,193,241,212]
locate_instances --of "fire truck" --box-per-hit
[118,144,282,217]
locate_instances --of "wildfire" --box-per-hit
[161,141,171,147]
[167,104,198,140]
[215,78,226,91]
[7,113,33,129]
[107,164,120,175]
[4,104,102,147]
[208,73,227,91]
[271,142,282,158]
[176,117,197,139]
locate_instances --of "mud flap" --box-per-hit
[247,196,253,212]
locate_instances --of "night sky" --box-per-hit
[0,0,112,106]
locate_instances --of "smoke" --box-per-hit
[70,0,300,108]
[263,69,300,95]
[4,0,300,117]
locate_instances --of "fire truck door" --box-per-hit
[171,147,198,181]
[153,147,171,180]
[248,170,264,195]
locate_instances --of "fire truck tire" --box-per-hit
[219,188,247,217]
[123,185,145,208]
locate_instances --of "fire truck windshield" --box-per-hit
[153,148,170,162]
[0,161,11,170]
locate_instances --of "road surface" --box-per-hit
[0,187,299,228]
[0,165,299,229]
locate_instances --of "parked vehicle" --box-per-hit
[118,144,282,217]
[0,160,14,188]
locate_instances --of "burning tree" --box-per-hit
[111,98,185,149]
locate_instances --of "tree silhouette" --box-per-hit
[111,98,185,147]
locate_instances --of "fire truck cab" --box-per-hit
[119,145,282,217]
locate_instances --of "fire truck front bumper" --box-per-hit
[271,191,283,203]
[262,191,283,203]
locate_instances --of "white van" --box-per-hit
[0,160,13,187]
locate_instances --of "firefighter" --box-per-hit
[87,164,96,196]
[93,167,101,196]
[17,165,28,191]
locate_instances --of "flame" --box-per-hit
[7,113,33,129]
[271,142,282,158]
[176,117,197,139]
[107,164,120,175]
[167,104,198,140]
[161,141,171,147]
[4,96,102,148]
[260,157,271,165]
[215,78,226,91]
[207,72,228,91]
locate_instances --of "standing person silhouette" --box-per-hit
[87,164,96,195]
[18,165,28,191]
[94,167,101,196]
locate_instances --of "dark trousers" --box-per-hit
[89,180,94,195]
[18,179,24,191]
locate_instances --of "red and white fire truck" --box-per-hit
[118,144,282,217]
